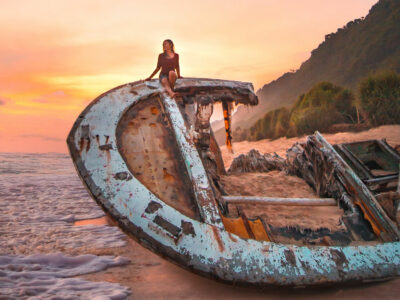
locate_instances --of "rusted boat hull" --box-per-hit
[67,78,400,286]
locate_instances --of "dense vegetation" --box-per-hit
[216,0,400,145]
[235,71,400,141]
[358,70,400,126]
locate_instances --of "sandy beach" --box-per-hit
[220,125,400,169]
[78,125,400,299]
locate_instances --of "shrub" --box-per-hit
[289,107,344,135]
[248,107,290,140]
[358,70,400,125]
[289,81,356,134]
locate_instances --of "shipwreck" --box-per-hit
[67,78,400,286]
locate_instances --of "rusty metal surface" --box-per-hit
[116,96,200,220]
[67,78,400,287]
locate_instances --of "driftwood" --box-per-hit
[228,149,285,173]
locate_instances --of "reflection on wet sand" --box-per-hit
[80,238,400,300]
[74,216,111,226]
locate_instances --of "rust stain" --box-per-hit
[227,232,238,242]
[145,201,162,214]
[181,220,196,236]
[211,226,225,252]
[150,106,159,115]
[262,245,270,253]
[105,150,111,163]
[354,199,383,237]
[86,138,91,152]
[284,249,296,266]
[79,138,85,153]
[163,168,175,184]
[99,144,113,151]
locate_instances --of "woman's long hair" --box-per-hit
[163,39,175,55]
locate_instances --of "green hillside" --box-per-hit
[215,0,400,144]
[237,70,400,142]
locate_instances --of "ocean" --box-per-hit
[0,152,131,299]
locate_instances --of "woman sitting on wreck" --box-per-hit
[145,39,181,98]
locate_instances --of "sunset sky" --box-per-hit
[0,0,378,153]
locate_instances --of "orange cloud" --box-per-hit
[0,96,12,106]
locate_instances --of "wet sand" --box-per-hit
[80,125,400,299]
[81,237,400,299]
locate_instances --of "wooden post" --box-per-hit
[222,100,233,153]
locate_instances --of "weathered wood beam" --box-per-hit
[315,131,400,241]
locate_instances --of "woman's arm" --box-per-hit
[176,54,181,78]
[146,66,160,81]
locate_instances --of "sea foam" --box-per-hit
[0,153,131,298]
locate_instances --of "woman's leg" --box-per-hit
[161,77,176,98]
[168,71,177,90]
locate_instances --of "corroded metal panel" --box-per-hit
[67,78,400,287]
[117,96,200,220]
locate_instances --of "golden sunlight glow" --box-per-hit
[0,0,378,153]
